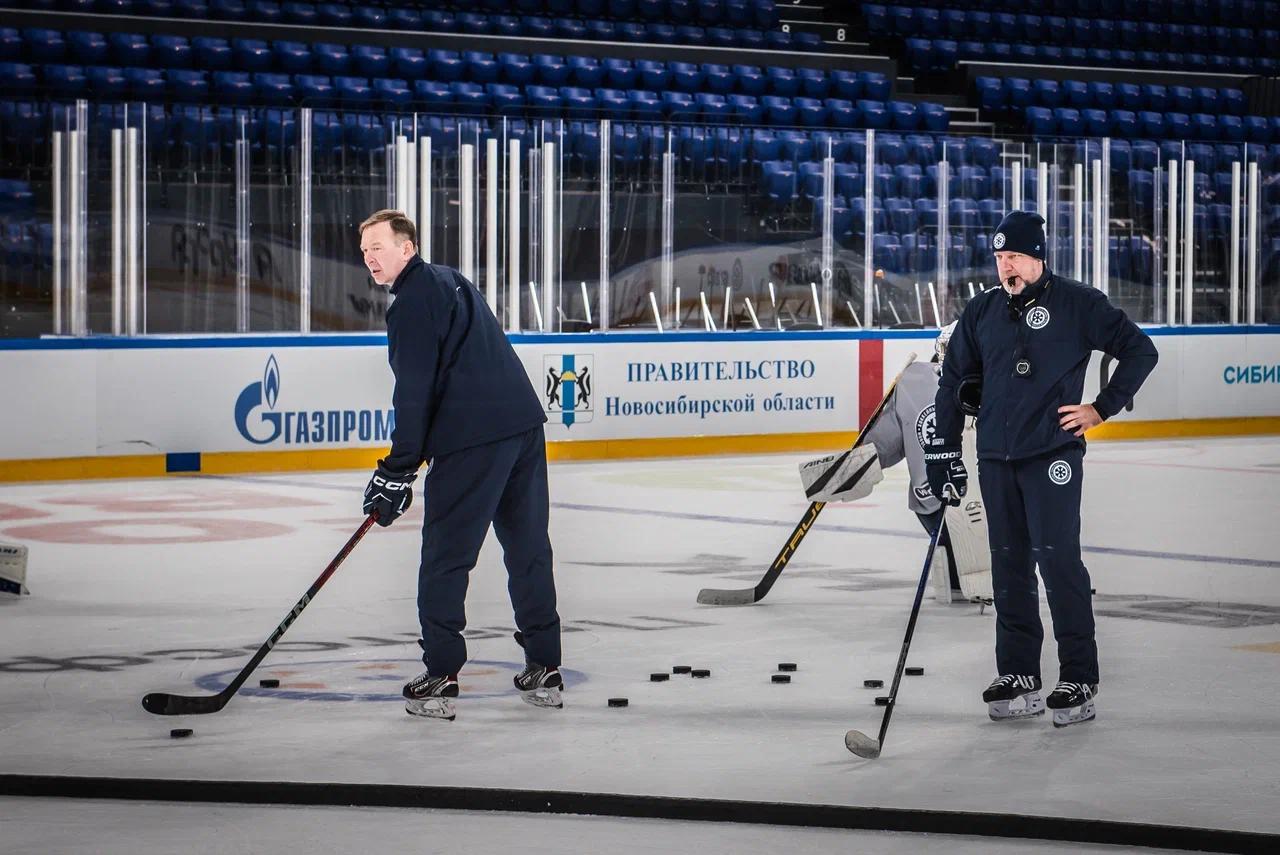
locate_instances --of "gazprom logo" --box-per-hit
[233,354,395,446]
[234,355,283,444]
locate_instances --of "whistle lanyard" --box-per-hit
[1008,277,1051,379]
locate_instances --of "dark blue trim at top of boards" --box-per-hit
[0,325,1277,351]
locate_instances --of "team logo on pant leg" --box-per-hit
[915,404,936,449]
[1025,306,1051,330]
[1048,459,1072,485]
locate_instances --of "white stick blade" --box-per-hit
[696,587,757,606]
[844,730,881,758]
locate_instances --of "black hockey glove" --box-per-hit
[924,439,967,506]
[363,460,416,526]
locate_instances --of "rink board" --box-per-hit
[0,327,1278,480]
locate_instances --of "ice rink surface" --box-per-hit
[1,435,1278,852]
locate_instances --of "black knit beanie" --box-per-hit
[991,211,1046,260]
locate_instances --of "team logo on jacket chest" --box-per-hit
[1025,306,1050,330]
[915,404,936,449]
[545,354,594,427]
[1048,459,1072,485]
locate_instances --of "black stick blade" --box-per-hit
[696,587,757,605]
[845,729,882,758]
[142,692,227,716]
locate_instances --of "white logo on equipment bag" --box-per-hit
[993,232,1006,249]
[1025,306,1050,330]
[1048,460,1072,485]
[915,405,936,449]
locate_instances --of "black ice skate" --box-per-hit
[983,674,1045,721]
[1047,681,1097,728]
[514,662,563,709]
[403,671,459,721]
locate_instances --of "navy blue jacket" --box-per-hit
[936,269,1158,462]
[382,257,545,472]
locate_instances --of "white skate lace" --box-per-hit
[988,674,1036,691]
[1051,681,1092,698]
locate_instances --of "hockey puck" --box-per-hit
[259,678,280,688]
[777,663,797,672]
[672,665,692,674]
[771,674,791,684]
[649,673,670,682]
[608,698,629,708]
[863,679,884,689]
[1090,588,1096,595]
[169,728,193,739]
[874,696,891,707]
[691,669,711,678]
[905,667,925,676]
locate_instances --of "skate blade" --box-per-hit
[988,693,1045,721]
[405,697,456,721]
[1051,701,1096,728]
[520,686,563,709]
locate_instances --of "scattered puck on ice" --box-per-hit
[1091,588,1096,595]
[259,678,280,688]
[169,728,193,739]
[863,679,884,689]
[691,669,711,678]
[672,665,692,674]
[608,698,629,708]
[650,673,670,682]
[777,663,797,672]
[771,674,791,684]
[874,696,891,707]
[905,667,925,677]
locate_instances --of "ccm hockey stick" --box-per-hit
[845,522,943,759]
[142,514,377,716]
[696,352,918,606]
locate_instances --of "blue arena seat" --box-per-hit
[603,59,638,89]
[1026,107,1056,135]
[1055,108,1084,136]
[499,53,535,86]
[665,61,699,92]
[702,63,734,94]
[761,95,796,125]
[352,46,389,78]
[1082,109,1110,137]
[766,66,799,97]
[1109,110,1138,138]
[1032,79,1062,108]
[888,100,918,130]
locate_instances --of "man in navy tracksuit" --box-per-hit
[356,209,563,721]
[925,211,1158,728]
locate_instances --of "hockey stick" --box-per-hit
[695,352,918,606]
[845,522,943,759]
[142,514,378,716]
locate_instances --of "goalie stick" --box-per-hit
[696,353,918,606]
[142,514,377,716]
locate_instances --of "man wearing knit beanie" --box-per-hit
[923,210,1159,728]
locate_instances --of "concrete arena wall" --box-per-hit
[0,328,1277,481]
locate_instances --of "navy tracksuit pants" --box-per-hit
[417,425,560,677]
[978,445,1098,685]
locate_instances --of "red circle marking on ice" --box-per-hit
[43,490,324,514]
[0,503,51,522]
[1,517,290,544]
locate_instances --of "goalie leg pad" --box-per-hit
[799,446,883,503]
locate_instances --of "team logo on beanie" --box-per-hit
[1025,306,1050,329]
[993,232,1006,249]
